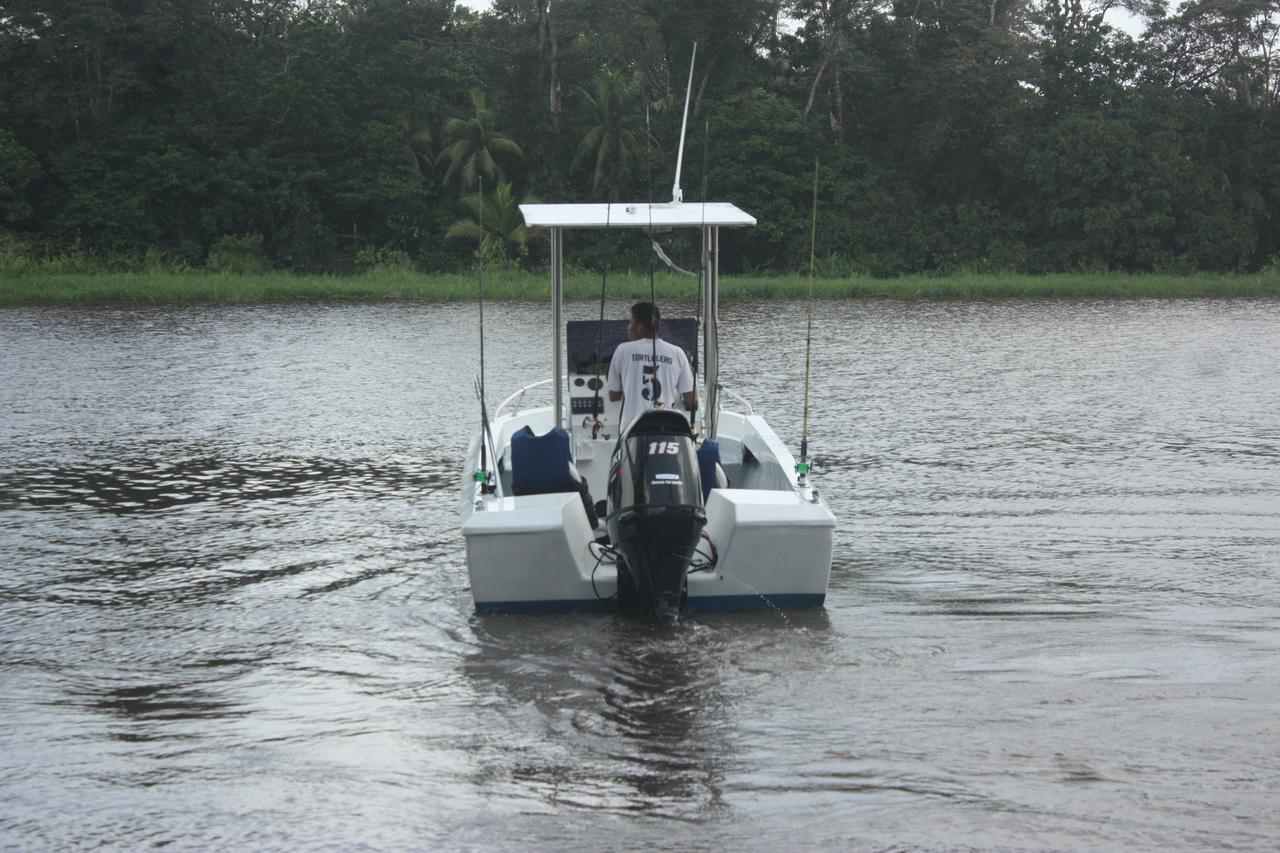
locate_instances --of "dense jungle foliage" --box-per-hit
[1,0,1278,275]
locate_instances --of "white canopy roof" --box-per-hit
[519,202,755,229]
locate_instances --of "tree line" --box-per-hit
[1,0,1277,275]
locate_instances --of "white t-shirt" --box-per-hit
[608,337,694,425]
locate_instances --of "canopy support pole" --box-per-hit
[551,227,564,429]
[703,225,721,438]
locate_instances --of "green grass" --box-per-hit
[2,269,1278,306]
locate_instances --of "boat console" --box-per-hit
[564,318,697,444]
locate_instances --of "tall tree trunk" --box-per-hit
[804,0,847,122]
[831,58,844,141]
[693,57,716,116]
[549,1,560,132]
[535,0,547,95]
[804,55,832,116]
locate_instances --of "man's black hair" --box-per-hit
[630,301,660,335]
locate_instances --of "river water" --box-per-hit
[1,298,1277,849]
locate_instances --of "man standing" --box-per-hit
[608,301,696,429]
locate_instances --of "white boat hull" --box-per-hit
[460,407,834,613]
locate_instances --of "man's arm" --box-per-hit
[682,390,696,409]
[610,389,623,401]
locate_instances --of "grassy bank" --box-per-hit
[2,270,1279,305]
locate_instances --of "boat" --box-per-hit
[457,196,835,617]
[459,49,834,619]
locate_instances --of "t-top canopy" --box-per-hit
[519,202,755,230]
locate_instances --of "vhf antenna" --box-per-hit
[671,42,697,204]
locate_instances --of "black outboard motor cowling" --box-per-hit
[607,410,706,621]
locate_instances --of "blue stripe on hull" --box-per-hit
[475,593,825,615]
[691,593,825,612]
[475,599,617,614]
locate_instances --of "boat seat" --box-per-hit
[696,439,729,501]
[511,426,599,528]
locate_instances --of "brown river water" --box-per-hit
[1,298,1277,849]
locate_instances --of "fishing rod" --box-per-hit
[617,92,652,433]
[798,159,818,486]
[696,119,708,435]
[698,119,709,329]
[474,174,496,495]
[645,93,658,411]
[474,376,498,487]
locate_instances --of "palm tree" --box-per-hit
[445,181,539,260]
[438,89,524,191]
[392,109,435,180]
[571,70,647,200]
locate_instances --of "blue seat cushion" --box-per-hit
[511,426,576,495]
[696,439,722,501]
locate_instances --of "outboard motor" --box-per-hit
[607,410,706,621]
